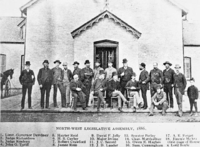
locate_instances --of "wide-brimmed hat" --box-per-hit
[163,61,172,66]
[73,61,79,65]
[99,69,105,75]
[112,72,118,78]
[174,64,181,69]
[43,60,49,64]
[122,58,128,63]
[25,61,31,65]
[54,60,61,64]
[156,84,163,89]
[140,63,146,68]
[84,60,90,64]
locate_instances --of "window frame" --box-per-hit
[184,56,192,80]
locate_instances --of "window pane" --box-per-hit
[184,57,191,79]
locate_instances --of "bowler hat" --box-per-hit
[73,61,79,65]
[163,61,172,66]
[43,60,49,64]
[140,63,146,68]
[122,58,128,63]
[84,60,90,64]
[54,60,61,64]
[174,64,181,69]
[99,69,105,75]
[25,61,31,65]
[156,84,163,89]
[112,72,118,78]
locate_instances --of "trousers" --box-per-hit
[112,91,127,108]
[21,84,33,109]
[40,82,51,108]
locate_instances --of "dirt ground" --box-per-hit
[1,112,200,122]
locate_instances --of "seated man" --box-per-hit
[70,74,87,111]
[126,74,143,112]
[107,72,129,112]
[90,70,107,112]
[149,85,168,116]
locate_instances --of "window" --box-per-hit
[21,55,25,72]
[184,57,191,79]
[0,54,6,73]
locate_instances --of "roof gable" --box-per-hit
[71,10,142,39]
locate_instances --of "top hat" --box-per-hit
[163,61,172,66]
[174,64,181,69]
[84,60,90,64]
[112,72,118,78]
[122,58,128,63]
[99,69,105,75]
[43,60,49,64]
[25,61,31,65]
[54,60,61,64]
[73,61,79,65]
[140,63,146,68]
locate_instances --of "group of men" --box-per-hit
[19,58,197,117]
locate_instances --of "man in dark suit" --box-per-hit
[80,60,94,107]
[163,61,175,108]
[72,61,81,78]
[139,63,149,109]
[19,61,35,110]
[61,62,73,108]
[107,72,129,112]
[118,59,135,100]
[149,62,163,97]
[70,74,87,111]
[37,60,53,109]
[173,64,187,117]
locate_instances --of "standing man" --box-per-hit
[163,61,175,108]
[70,74,87,111]
[139,63,149,109]
[105,60,117,80]
[19,61,35,110]
[52,60,63,108]
[173,64,187,117]
[118,59,135,99]
[81,60,94,106]
[93,60,104,81]
[149,62,163,97]
[37,60,53,109]
[72,61,81,78]
[61,62,73,108]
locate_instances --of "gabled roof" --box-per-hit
[183,21,200,46]
[71,10,142,39]
[20,0,188,16]
[0,17,25,43]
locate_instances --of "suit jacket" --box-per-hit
[149,68,163,84]
[107,79,121,97]
[70,79,85,94]
[118,66,135,82]
[37,67,53,85]
[51,67,62,84]
[125,80,140,91]
[73,67,82,78]
[173,73,187,95]
[80,67,94,85]
[139,69,149,85]
[61,69,73,83]
[163,68,175,85]
[19,69,35,85]
[91,79,107,92]
[187,85,199,100]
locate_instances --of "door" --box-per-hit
[95,47,117,69]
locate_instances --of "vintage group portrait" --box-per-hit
[0,0,200,123]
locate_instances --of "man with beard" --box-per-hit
[37,60,53,109]
[163,61,175,108]
[118,59,135,101]
[72,61,81,78]
[93,60,104,81]
[61,62,73,108]
[149,63,163,97]
[173,64,187,117]
[80,60,94,106]
[139,63,149,109]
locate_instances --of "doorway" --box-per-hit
[94,40,119,69]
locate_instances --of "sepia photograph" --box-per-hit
[0,0,200,123]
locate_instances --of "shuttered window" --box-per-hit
[0,54,6,73]
[184,57,191,79]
